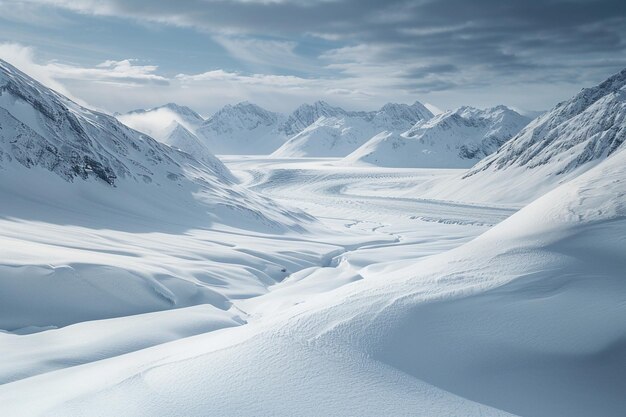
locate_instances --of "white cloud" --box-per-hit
[54,59,169,85]
[176,69,313,88]
[0,43,171,110]
[0,43,386,114]
[0,42,84,103]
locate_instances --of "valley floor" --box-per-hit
[223,157,515,316]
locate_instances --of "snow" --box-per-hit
[0,305,243,384]
[116,103,227,165]
[0,58,353,330]
[1,57,625,417]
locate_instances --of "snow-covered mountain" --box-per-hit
[117,102,205,141]
[272,101,434,157]
[468,71,626,176]
[343,106,530,168]
[370,101,435,131]
[196,102,287,155]
[415,68,626,204]
[0,63,231,187]
[115,102,219,161]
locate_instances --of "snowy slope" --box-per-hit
[4,141,624,417]
[160,122,223,167]
[0,59,332,330]
[343,106,529,168]
[415,69,626,203]
[196,101,287,154]
[272,101,434,157]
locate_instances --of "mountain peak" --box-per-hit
[205,101,280,126]
[195,102,286,154]
[122,103,204,125]
[232,101,273,114]
[354,102,531,168]
[372,101,434,130]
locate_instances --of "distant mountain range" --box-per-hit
[117,99,533,166]
[197,102,287,155]
[271,101,435,158]
[343,106,530,168]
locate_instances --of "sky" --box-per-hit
[0,0,625,116]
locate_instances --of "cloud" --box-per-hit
[0,43,168,86]
[0,43,170,109]
[0,42,82,102]
[0,42,380,113]
[176,69,313,88]
[3,0,626,114]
